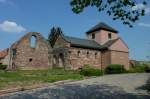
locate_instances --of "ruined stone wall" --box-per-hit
[10,32,50,70]
[52,36,71,69]
[53,36,70,49]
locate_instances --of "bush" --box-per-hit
[80,65,103,76]
[0,64,7,70]
[127,67,143,73]
[105,64,126,74]
[127,65,150,73]
[144,65,150,73]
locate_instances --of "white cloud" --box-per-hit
[0,0,15,7]
[145,8,150,14]
[132,3,150,14]
[0,0,7,3]
[132,4,145,10]
[0,20,26,33]
[138,23,150,28]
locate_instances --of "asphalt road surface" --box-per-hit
[0,73,150,99]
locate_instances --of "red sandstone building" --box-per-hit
[0,22,129,70]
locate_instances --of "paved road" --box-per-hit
[0,73,150,99]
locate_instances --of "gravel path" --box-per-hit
[0,73,150,99]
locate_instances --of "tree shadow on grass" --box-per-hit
[1,84,150,99]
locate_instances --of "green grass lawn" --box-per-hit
[0,69,84,90]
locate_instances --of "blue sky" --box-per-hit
[0,0,150,61]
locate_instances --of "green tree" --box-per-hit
[70,0,148,27]
[48,27,63,47]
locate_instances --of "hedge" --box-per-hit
[0,64,7,70]
[127,65,150,73]
[80,64,103,76]
[105,64,126,74]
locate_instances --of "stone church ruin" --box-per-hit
[0,22,129,70]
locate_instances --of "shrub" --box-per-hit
[105,64,126,74]
[0,64,7,70]
[127,67,143,73]
[80,64,103,76]
[128,65,150,73]
[143,65,150,73]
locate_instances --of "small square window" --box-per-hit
[92,34,95,39]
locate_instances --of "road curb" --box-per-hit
[0,80,73,96]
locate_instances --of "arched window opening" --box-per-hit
[12,63,16,70]
[87,51,89,58]
[77,51,80,57]
[12,49,17,58]
[95,52,97,59]
[92,33,95,39]
[68,51,71,54]
[108,33,112,39]
[30,35,36,48]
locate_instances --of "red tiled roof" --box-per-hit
[0,49,8,58]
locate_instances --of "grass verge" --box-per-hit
[0,69,84,90]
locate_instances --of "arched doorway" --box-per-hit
[58,53,64,68]
[12,63,16,70]
[53,55,57,67]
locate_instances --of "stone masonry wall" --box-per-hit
[52,35,71,69]
[10,32,50,70]
[68,47,102,70]
[52,35,102,70]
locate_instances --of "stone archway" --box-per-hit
[12,63,16,70]
[53,55,57,67]
[58,53,64,68]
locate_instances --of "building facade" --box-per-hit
[0,22,129,70]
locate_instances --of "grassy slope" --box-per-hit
[0,69,83,90]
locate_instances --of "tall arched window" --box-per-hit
[30,35,36,48]
[12,49,17,58]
